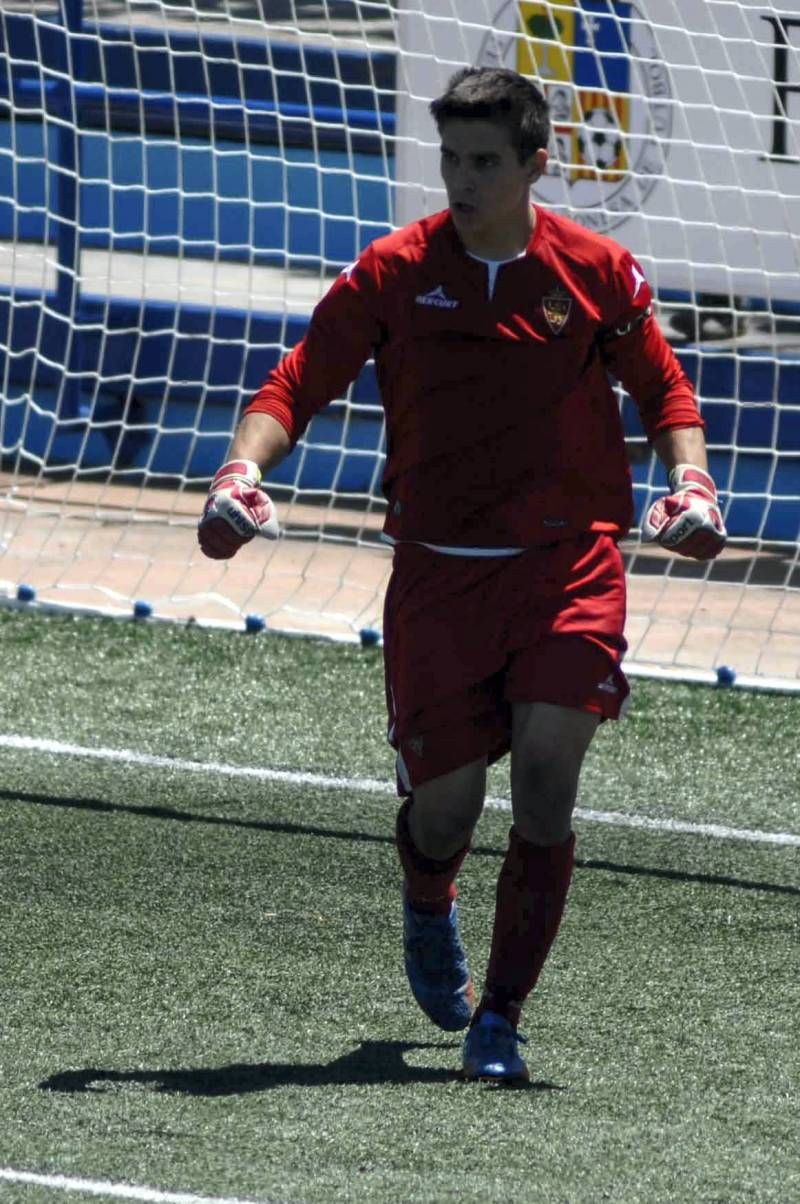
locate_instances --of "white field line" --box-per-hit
[2,733,799,848]
[0,1167,268,1204]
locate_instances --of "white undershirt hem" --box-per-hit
[381,534,524,557]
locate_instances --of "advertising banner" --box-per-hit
[395,0,800,300]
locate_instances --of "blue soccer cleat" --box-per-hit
[462,1010,530,1084]
[402,893,475,1031]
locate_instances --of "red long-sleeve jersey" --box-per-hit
[246,206,701,547]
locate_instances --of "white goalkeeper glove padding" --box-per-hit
[642,464,726,561]
[198,459,279,560]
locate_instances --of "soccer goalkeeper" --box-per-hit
[198,67,725,1085]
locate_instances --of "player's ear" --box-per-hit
[527,147,548,183]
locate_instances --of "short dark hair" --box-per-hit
[429,67,550,162]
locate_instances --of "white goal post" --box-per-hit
[0,0,798,691]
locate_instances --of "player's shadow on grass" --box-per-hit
[6,787,799,899]
[39,1040,560,1094]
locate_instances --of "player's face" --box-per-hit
[438,119,547,257]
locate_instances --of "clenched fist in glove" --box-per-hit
[642,464,726,560]
[198,459,279,560]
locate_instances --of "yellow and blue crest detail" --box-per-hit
[517,1,633,181]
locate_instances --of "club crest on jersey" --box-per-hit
[542,286,572,334]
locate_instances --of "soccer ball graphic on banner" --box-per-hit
[577,108,623,171]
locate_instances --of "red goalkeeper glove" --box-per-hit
[642,464,726,561]
[198,459,279,560]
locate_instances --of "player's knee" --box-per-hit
[512,750,576,804]
[512,804,574,847]
[410,761,486,858]
[511,757,579,845]
[408,805,481,860]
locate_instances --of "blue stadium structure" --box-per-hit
[0,4,797,541]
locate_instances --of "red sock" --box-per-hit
[395,798,470,915]
[478,827,575,1027]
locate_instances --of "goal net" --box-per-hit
[1,0,798,690]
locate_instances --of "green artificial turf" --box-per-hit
[1,611,798,1203]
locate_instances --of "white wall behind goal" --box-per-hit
[395,0,800,303]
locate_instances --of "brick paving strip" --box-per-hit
[3,474,798,684]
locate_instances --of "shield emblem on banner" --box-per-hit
[517,2,632,182]
[479,2,673,232]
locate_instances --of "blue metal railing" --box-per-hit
[0,1,396,419]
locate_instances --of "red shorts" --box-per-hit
[383,533,629,794]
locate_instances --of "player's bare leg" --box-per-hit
[408,757,487,859]
[464,703,598,1083]
[509,702,598,846]
[396,757,486,1031]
